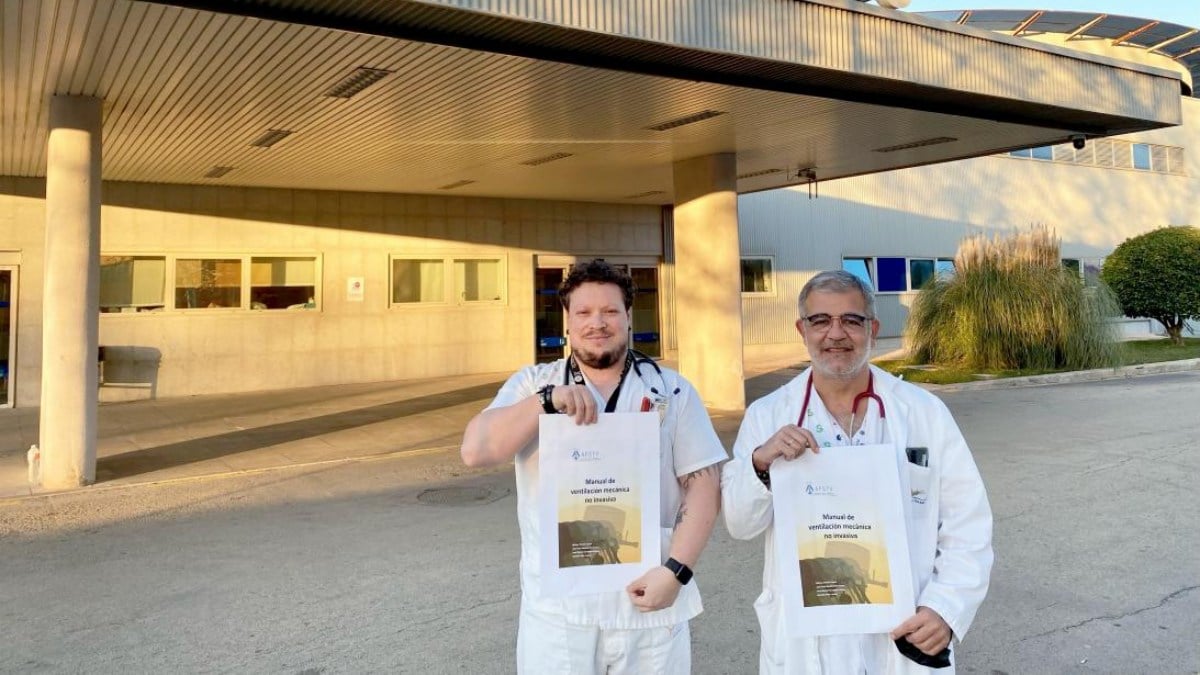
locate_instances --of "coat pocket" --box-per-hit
[753,590,786,666]
[907,464,932,508]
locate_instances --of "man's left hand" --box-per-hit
[626,565,682,612]
[890,606,952,655]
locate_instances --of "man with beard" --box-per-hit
[462,259,724,674]
[721,270,993,674]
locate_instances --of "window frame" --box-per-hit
[99,254,168,314]
[99,252,322,315]
[249,255,322,310]
[1131,143,1152,171]
[740,255,776,297]
[843,255,954,294]
[388,253,508,308]
[453,255,508,305]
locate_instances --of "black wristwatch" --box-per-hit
[537,385,559,414]
[664,557,693,586]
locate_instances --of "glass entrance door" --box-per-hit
[630,267,661,358]
[535,267,566,363]
[0,267,15,407]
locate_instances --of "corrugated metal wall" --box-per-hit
[410,0,1180,124]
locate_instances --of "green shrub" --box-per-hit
[907,227,1122,371]
[1100,226,1200,346]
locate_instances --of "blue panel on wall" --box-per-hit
[877,257,907,292]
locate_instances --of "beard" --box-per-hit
[810,339,873,380]
[572,334,629,370]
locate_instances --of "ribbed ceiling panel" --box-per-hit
[0,0,1184,202]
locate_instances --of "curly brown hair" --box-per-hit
[558,259,636,310]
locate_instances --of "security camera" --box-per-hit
[1070,135,1086,150]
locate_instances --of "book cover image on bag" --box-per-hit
[557,498,642,568]
[797,520,893,606]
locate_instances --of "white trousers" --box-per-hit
[517,605,691,675]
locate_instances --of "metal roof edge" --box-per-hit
[807,0,1184,83]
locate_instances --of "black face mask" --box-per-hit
[894,637,951,669]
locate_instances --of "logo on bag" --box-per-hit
[571,448,600,461]
[911,489,927,505]
[805,483,835,496]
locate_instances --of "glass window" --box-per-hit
[175,258,241,309]
[841,258,873,289]
[391,258,445,304]
[1030,146,1053,161]
[100,256,165,313]
[1132,143,1152,171]
[909,259,935,290]
[1008,148,1032,158]
[250,257,317,310]
[935,258,955,279]
[454,258,504,302]
[741,257,774,294]
[876,257,907,292]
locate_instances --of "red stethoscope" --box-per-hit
[798,371,887,438]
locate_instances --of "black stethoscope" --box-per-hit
[563,349,678,413]
[798,370,887,439]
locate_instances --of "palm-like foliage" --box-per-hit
[907,226,1121,371]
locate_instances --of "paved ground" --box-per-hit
[1,364,1198,673]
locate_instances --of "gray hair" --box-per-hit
[798,270,876,318]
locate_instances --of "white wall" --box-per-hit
[0,180,663,405]
[738,97,1200,351]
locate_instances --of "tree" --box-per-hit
[907,226,1121,371]
[1100,226,1200,346]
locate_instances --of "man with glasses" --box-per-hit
[721,270,993,673]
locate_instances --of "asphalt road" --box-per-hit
[2,373,1198,674]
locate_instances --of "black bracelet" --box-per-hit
[755,465,771,489]
[537,385,559,414]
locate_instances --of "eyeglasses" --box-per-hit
[801,313,872,332]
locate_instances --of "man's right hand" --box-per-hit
[751,425,820,471]
[551,384,599,425]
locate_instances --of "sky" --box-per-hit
[904,1,1200,28]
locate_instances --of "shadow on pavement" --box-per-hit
[95,381,504,482]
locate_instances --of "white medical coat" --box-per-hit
[722,366,993,674]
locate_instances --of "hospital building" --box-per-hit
[0,1,1193,487]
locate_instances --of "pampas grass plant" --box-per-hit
[906,225,1121,371]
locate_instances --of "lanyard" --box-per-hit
[565,351,634,413]
[798,371,886,432]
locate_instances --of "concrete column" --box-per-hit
[671,153,745,410]
[40,95,102,489]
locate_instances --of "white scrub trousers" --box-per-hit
[517,605,691,674]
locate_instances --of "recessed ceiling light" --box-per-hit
[325,67,393,99]
[645,110,725,132]
[737,168,784,179]
[203,166,235,178]
[250,129,294,148]
[520,152,574,166]
[438,179,476,190]
[873,137,958,153]
[623,190,666,199]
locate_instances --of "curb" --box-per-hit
[927,358,1200,392]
